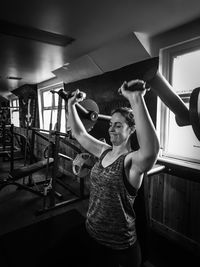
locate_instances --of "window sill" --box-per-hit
[157,156,200,182]
[158,156,200,170]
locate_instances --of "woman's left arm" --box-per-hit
[121,80,160,172]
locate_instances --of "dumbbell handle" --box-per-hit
[118,79,150,95]
[51,89,97,120]
[51,89,86,101]
[52,89,110,122]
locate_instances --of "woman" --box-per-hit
[67,80,159,267]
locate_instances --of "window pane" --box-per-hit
[52,110,58,130]
[172,49,200,94]
[13,100,17,107]
[60,109,66,133]
[11,111,20,127]
[54,93,59,106]
[54,93,65,107]
[43,110,57,131]
[43,91,53,107]
[43,110,51,130]
[43,109,67,132]
[38,82,64,131]
[167,108,200,162]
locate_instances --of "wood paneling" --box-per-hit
[148,172,200,252]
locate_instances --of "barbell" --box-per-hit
[117,71,199,141]
[43,77,200,178]
[142,67,200,141]
[53,89,110,132]
[55,78,200,141]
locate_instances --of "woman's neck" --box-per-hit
[112,142,131,155]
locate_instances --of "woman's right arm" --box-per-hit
[67,89,110,158]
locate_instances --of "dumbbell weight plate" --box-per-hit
[189,87,200,141]
[77,99,99,132]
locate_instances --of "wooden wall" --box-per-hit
[147,171,200,255]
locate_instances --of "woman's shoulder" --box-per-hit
[99,146,112,159]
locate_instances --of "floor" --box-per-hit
[0,156,199,267]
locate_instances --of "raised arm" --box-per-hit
[121,80,160,172]
[67,89,110,158]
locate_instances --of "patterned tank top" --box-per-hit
[86,149,138,250]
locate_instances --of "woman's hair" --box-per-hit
[111,107,135,128]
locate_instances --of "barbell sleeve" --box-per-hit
[143,67,190,126]
[98,114,111,121]
[58,153,73,161]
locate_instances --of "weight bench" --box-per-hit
[0,158,54,196]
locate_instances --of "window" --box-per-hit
[38,82,68,133]
[10,97,20,127]
[158,38,200,167]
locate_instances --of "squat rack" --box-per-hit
[34,89,90,214]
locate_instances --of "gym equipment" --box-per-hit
[0,125,55,198]
[143,68,200,141]
[8,158,54,181]
[0,124,12,157]
[50,88,86,102]
[72,152,95,178]
[143,68,190,126]
[51,89,98,132]
[2,77,196,214]
[56,89,111,129]
[76,98,99,132]
[189,87,200,141]
[0,158,54,196]
[0,124,28,171]
[32,90,95,214]
[120,69,200,141]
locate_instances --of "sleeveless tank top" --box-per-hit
[86,149,138,250]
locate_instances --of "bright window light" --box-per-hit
[172,50,200,94]
[10,98,20,127]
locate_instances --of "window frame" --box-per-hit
[10,95,20,127]
[158,37,200,169]
[37,81,67,132]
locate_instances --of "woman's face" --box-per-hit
[109,112,132,146]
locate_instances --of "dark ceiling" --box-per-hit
[0,0,200,97]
